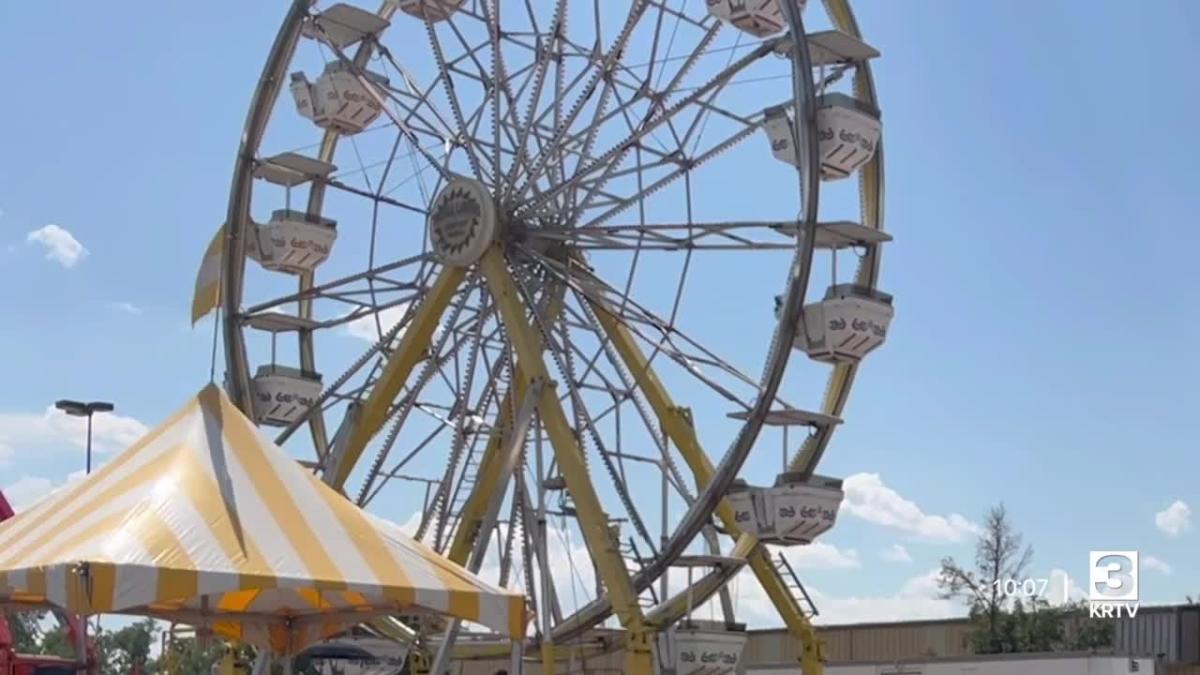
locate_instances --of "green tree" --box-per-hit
[95,619,160,675]
[939,504,1113,654]
[160,634,235,675]
[3,611,46,654]
[36,618,80,660]
[938,503,1033,653]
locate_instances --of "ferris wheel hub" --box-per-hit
[428,176,498,267]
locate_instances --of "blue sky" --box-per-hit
[1,1,1198,627]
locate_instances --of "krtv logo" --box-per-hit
[1089,551,1140,618]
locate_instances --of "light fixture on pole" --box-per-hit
[54,400,115,474]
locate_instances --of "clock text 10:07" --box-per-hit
[992,578,1050,599]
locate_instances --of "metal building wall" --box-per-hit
[1116,607,1181,661]
[745,605,1200,667]
[1111,606,1200,663]
[744,619,972,664]
[748,654,1158,675]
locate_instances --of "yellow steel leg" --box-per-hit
[327,266,467,490]
[445,290,566,675]
[588,296,825,675]
[480,247,653,675]
[445,289,567,566]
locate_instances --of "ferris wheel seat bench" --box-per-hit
[705,0,807,38]
[670,620,748,675]
[255,210,338,274]
[727,473,843,545]
[388,0,466,22]
[252,365,322,426]
[764,93,881,181]
[794,283,893,363]
[290,62,389,135]
[302,4,390,49]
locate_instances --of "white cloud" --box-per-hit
[1045,568,1088,606]
[778,542,861,570]
[345,304,411,342]
[729,567,962,626]
[1155,500,1191,537]
[842,473,981,542]
[881,544,913,563]
[3,471,86,511]
[383,511,948,629]
[812,569,964,624]
[0,406,148,459]
[3,476,52,510]
[26,224,88,268]
[110,301,143,315]
[1142,555,1172,575]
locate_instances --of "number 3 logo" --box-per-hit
[1089,551,1139,602]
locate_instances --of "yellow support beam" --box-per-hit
[444,290,566,675]
[587,296,825,675]
[445,289,567,566]
[328,265,467,490]
[480,247,653,675]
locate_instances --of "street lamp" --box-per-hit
[54,400,114,474]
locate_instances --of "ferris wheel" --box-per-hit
[208,0,891,673]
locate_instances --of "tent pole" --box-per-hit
[250,652,270,675]
[510,638,524,674]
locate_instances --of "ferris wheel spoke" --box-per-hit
[503,0,566,197]
[297,279,484,451]
[549,286,818,646]
[572,111,764,228]
[423,17,491,182]
[427,297,499,549]
[444,285,567,566]
[522,247,774,410]
[523,219,876,251]
[537,294,660,557]
[554,14,720,172]
[353,282,495,503]
[512,2,651,203]
[433,17,536,188]
[324,265,468,490]
[313,41,456,186]
[564,299,704,509]
[562,2,653,207]
[360,316,508,508]
[522,39,777,217]
[479,248,652,662]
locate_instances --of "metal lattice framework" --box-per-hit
[215,1,888,674]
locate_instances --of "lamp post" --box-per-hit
[54,400,114,474]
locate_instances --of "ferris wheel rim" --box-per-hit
[214,0,887,656]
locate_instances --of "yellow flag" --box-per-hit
[191,227,225,325]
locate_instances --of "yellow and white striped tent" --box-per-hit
[0,384,526,654]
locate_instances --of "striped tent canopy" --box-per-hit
[0,384,525,655]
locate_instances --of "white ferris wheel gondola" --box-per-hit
[289,61,389,135]
[252,364,323,427]
[256,209,338,275]
[764,93,882,181]
[796,283,894,364]
[671,620,749,675]
[727,474,844,546]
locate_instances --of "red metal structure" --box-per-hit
[0,489,98,675]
